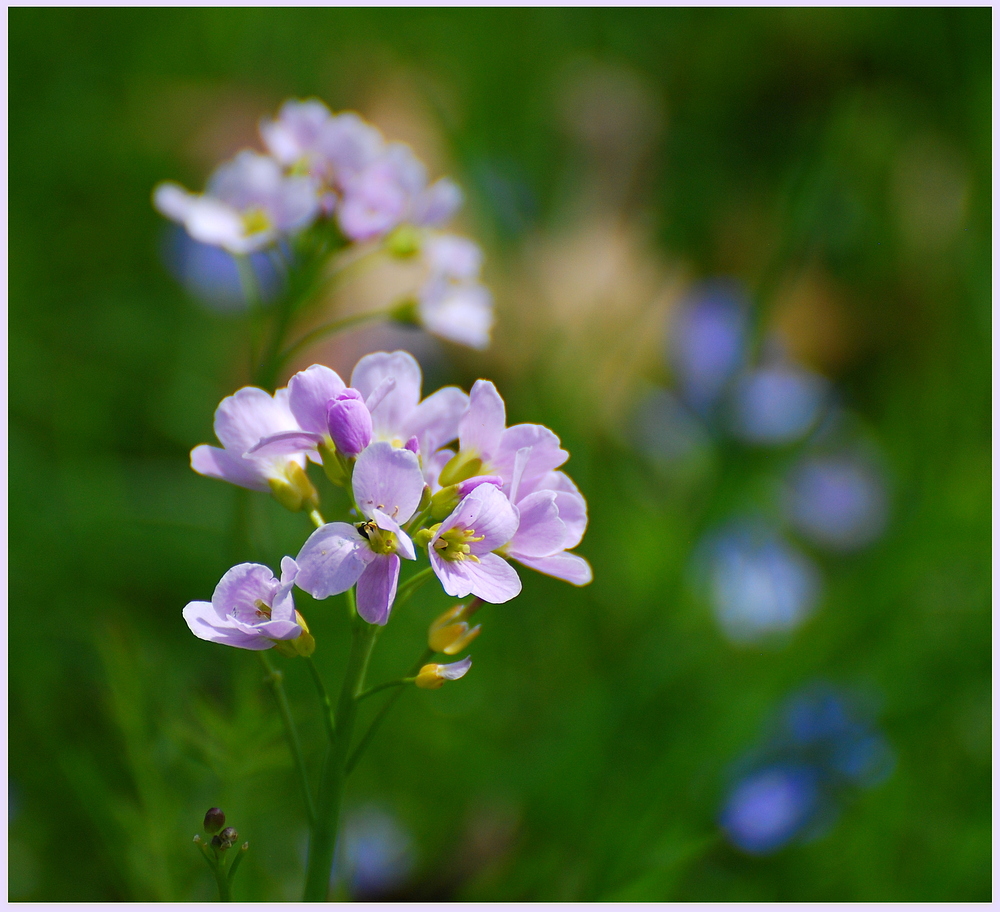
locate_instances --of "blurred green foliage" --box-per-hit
[9,8,989,901]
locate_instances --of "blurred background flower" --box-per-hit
[9,8,988,902]
[720,683,895,855]
[332,804,416,900]
[696,520,822,645]
[783,448,889,552]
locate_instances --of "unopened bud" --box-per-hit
[430,475,503,520]
[218,827,239,850]
[319,439,349,487]
[438,450,485,488]
[273,610,316,658]
[428,604,482,655]
[413,527,435,549]
[327,390,373,457]
[415,656,473,689]
[386,224,422,259]
[268,461,319,513]
[416,484,432,516]
[203,808,225,834]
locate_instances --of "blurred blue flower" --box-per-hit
[720,763,822,854]
[779,684,896,788]
[783,451,889,551]
[699,521,821,644]
[667,280,750,415]
[162,226,285,313]
[333,804,415,899]
[729,363,829,445]
[720,683,895,855]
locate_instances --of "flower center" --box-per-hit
[241,207,272,236]
[433,526,485,562]
[356,521,398,556]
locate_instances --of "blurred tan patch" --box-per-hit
[495,218,686,431]
[128,80,271,170]
[770,266,861,373]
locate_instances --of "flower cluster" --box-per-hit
[154,98,493,349]
[719,683,894,855]
[184,350,591,661]
[636,278,891,645]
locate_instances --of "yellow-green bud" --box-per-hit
[268,462,319,513]
[438,451,484,488]
[428,604,482,655]
[385,223,422,259]
[415,656,473,689]
[319,439,349,488]
[430,484,463,521]
[273,611,316,658]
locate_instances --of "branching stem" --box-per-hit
[258,652,316,828]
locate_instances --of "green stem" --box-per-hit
[212,856,232,902]
[356,678,413,702]
[278,309,393,369]
[346,647,434,776]
[258,652,316,829]
[254,288,299,389]
[404,504,434,535]
[301,614,379,902]
[227,843,248,889]
[393,566,435,609]
[235,256,265,380]
[305,657,335,741]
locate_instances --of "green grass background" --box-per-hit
[8,8,990,901]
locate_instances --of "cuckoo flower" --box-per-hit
[183,558,311,653]
[427,483,521,603]
[259,98,334,175]
[350,351,469,460]
[295,442,425,625]
[260,101,385,214]
[438,380,568,490]
[413,234,494,350]
[338,142,462,242]
[154,151,319,254]
[418,281,493,351]
[247,365,393,480]
[501,462,593,587]
[191,386,318,511]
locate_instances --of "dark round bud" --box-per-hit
[210,834,223,849]
[219,827,239,850]
[203,808,225,834]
